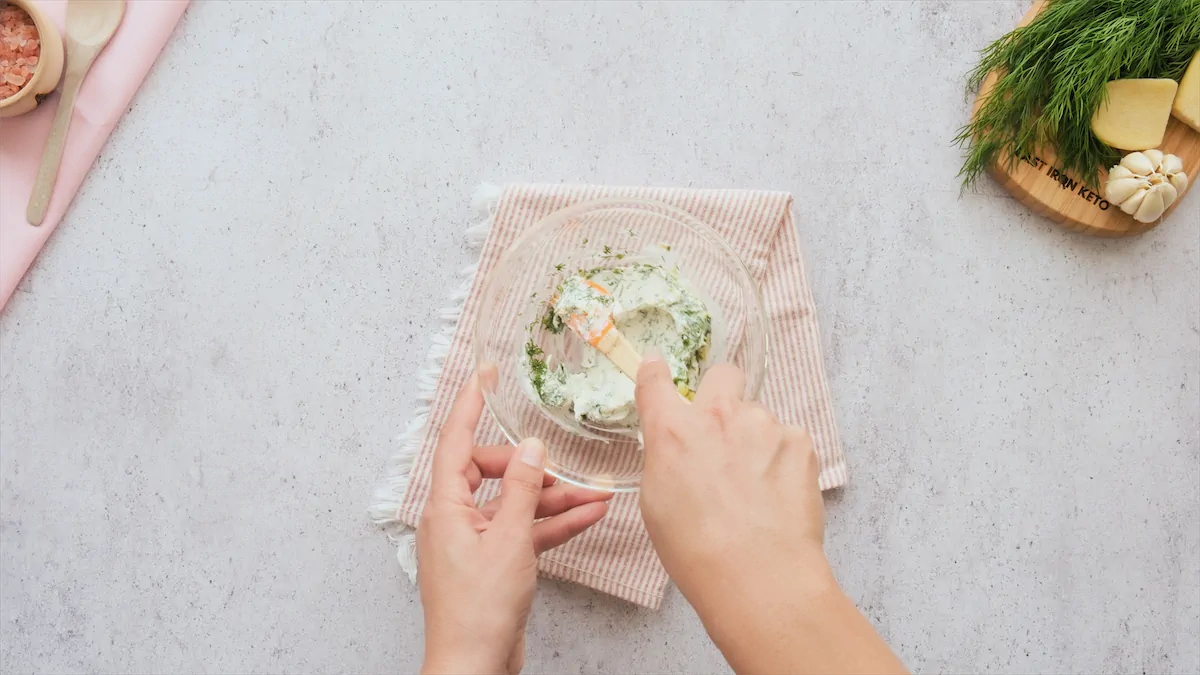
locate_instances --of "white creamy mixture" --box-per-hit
[527,263,711,430]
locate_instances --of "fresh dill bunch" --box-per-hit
[955,0,1200,190]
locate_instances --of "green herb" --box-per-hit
[676,306,711,361]
[954,0,1200,189]
[528,356,548,393]
[526,340,567,406]
[525,340,549,395]
[541,305,565,334]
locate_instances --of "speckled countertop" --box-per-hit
[1,2,1197,673]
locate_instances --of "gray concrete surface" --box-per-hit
[2,1,1198,673]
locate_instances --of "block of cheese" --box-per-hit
[1091,79,1178,150]
[1172,51,1200,132]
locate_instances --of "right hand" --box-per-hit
[636,356,908,675]
[634,355,833,609]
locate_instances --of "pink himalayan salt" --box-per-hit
[0,2,40,100]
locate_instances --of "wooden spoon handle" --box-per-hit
[26,66,87,226]
[594,328,643,382]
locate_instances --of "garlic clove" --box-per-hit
[1158,182,1178,210]
[1121,151,1155,176]
[1133,187,1166,223]
[1109,165,1136,181]
[1105,177,1148,204]
[1111,150,1189,222]
[1161,153,1184,175]
[1169,171,1189,193]
[1120,187,1148,215]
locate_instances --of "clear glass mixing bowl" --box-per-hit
[473,198,767,492]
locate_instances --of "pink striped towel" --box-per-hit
[374,184,845,609]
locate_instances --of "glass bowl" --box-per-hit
[473,198,767,492]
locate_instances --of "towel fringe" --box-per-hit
[368,183,502,583]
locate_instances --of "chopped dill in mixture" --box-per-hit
[522,262,711,428]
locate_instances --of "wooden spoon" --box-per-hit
[559,277,643,382]
[26,0,126,226]
[577,317,643,383]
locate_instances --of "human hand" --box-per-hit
[418,375,612,675]
[634,356,832,612]
[636,358,906,674]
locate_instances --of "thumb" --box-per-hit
[493,437,547,531]
[635,350,683,419]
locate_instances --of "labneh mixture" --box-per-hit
[526,262,711,430]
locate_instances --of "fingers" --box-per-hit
[635,352,684,419]
[532,501,610,553]
[477,361,499,393]
[430,375,485,496]
[695,363,746,404]
[506,635,525,675]
[786,426,819,473]
[471,444,555,491]
[465,460,483,493]
[479,482,613,520]
[785,425,813,448]
[491,438,549,531]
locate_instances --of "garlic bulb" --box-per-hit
[1105,149,1189,223]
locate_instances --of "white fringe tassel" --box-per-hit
[369,183,502,583]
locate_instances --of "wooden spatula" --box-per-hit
[27,0,126,226]
[561,278,643,382]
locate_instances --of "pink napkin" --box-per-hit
[377,184,847,609]
[0,0,188,310]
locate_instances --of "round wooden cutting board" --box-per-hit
[971,1,1200,237]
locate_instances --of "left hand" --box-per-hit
[418,374,613,675]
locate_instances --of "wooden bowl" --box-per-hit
[0,0,65,118]
[972,1,1199,237]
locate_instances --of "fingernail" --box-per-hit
[520,438,545,468]
[476,362,499,390]
[643,347,663,363]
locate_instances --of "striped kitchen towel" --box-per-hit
[371,184,846,609]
